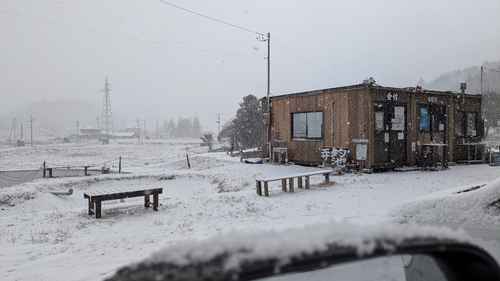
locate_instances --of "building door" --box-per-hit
[373,100,407,166]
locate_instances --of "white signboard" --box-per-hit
[356,144,367,160]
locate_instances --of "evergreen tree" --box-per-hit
[483,91,500,137]
[162,119,168,138]
[218,120,237,151]
[167,118,176,137]
[176,117,192,138]
[192,117,202,138]
[233,94,262,149]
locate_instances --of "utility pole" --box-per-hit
[480,66,483,96]
[29,115,34,146]
[20,122,23,140]
[257,32,271,157]
[143,119,147,139]
[136,118,140,143]
[96,116,100,139]
[76,120,79,143]
[156,119,158,139]
[216,114,221,137]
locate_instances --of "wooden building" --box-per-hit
[261,82,483,170]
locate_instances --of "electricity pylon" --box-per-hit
[100,77,114,138]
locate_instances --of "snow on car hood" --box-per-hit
[124,221,470,274]
[390,176,500,227]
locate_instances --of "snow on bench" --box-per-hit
[255,169,334,197]
[83,186,163,218]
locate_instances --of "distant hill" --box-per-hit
[418,60,500,93]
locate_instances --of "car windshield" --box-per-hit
[1,1,499,280]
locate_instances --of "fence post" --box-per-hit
[119,157,122,173]
[186,154,190,168]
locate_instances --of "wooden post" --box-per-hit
[153,193,159,211]
[281,179,287,191]
[298,176,303,188]
[84,166,88,176]
[144,195,151,208]
[264,182,269,197]
[324,173,330,183]
[256,181,262,195]
[186,154,190,168]
[119,157,122,173]
[88,199,94,215]
[289,178,294,192]
[95,201,102,219]
[305,176,310,189]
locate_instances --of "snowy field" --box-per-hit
[0,139,499,280]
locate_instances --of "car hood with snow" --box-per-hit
[105,221,500,281]
[390,176,500,227]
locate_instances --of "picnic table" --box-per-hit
[83,186,163,218]
[255,169,334,197]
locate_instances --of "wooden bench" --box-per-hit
[83,187,163,218]
[255,169,334,197]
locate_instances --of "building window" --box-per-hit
[419,105,445,132]
[292,111,323,139]
[455,111,477,137]
[419,106,430,131]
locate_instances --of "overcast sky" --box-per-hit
[1,0,499,132]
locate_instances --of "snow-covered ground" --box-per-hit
[0,139,499,280]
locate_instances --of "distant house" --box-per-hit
[79,127,102,139]
[261,81,483,170]
[112,132,138,139]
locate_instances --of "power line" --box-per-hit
[158,0,265,36]
[271,36,341,86]
[484,67,500,73]
[157,2,341,86]
[0,10,264,59]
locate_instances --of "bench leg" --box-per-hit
[153,193,159,211]
[264,182,269,197]
[88,199,94,216]
[298,177,303,188]
[289,178,294,192]
[145,195,151,208]
[305,176,310,189]
[324,173,330,183]
[95,201,102,219]
[256,181,262,196]
[281,179,287,191]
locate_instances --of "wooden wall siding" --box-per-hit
[264,85,482,167]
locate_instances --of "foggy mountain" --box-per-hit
[418,60,500,93]
[0,99,103,139]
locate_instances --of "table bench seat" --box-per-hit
[83,186,163,218]
[255,170,334,197]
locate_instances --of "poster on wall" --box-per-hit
[419,107,430,131]
[392,107,405,131]
[467,113,476,136]
[375,112,384,130]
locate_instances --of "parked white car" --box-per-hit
[390,176,500,227]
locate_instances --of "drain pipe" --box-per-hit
[49,189,73,196]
